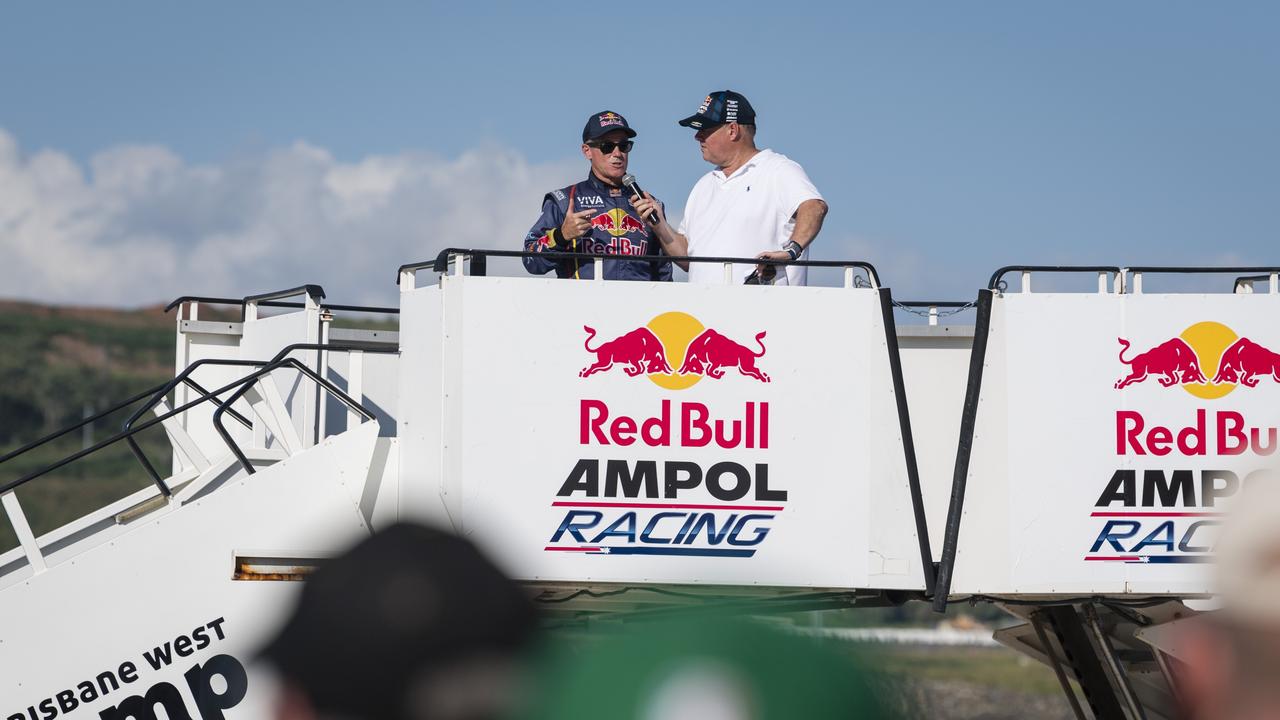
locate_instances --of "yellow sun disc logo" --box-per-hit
[646,311,704,390]
[1180,321,1238,399]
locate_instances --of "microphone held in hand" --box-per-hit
[621,174,659,224]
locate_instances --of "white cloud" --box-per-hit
[0,129,579,307]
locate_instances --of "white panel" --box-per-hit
[0,424,377,719]
[396,287,450,528]
[898,330,974,562]
[953,293,1280,595]
[175,328,244,471]
[395,275,927,591]
[240,311,316,449]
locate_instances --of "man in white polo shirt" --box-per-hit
[634,90,828,285]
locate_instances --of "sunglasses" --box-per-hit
[589,140,634,154]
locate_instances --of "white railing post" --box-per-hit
[347,350,365,430]
[843,267,854,288]
[1133,272,1144,294]
[594,257,604,281]
[453,253,465,277]
[399,268,417,291]
[929,306,939,326]
[1021,271,1032,293]
[2,492,47,573]
[1098,272,1108,294]
[724,262,734,284]
[1271,273,1278,294]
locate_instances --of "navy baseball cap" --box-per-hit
[258,523,538,720]
[582,110,637,142]
[678,90,757,129]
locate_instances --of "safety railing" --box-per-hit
[988,266,1125,293]
[397,249,882,290]
[122,342,397,484]
[893,300,977,326]
[165,285,400,320]
[988,265,1280,295]
[1125,266,1280,294]
[1,344,386,574]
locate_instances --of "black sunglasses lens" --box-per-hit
[594,141,633,153]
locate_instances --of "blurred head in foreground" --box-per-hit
[260,523,538,720]
[1181,478,1280,720]
[518,615,888,720]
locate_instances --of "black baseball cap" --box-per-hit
[582,110,637,142]
[258,523,538,720]
[678,90,756,129]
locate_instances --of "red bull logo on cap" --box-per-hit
[580,312,770,389]
[1114,321,1280,399]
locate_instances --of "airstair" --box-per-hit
[3,253,1277,719]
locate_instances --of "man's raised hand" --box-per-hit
[560,197,597,242]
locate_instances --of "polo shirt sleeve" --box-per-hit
[775,159,823,219]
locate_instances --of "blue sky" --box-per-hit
[1,2,1277,306]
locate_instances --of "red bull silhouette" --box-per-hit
[591,214,616,232]
[1211,337,1280,387]
[1114,337,1208,390]
[620,213,645,233]
[678,329,770,383]
[580,326,674,378]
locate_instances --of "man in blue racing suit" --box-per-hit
[522,111,673,281]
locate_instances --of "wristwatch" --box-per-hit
[783,240,803,261]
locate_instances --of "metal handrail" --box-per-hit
[988,266,1124,291]
[1125,266,1280,275]
[2,370,272,496]
[243,284,326,306]
[121,343,398,489]
[988,265,1280,292]
[5,343,393,497]
[212,357,377,476]
[165,295,398,317]
[398,248,883,288]
[0,378,250,469]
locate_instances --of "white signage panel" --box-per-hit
[953,293,1280,595]
[393,276,929,590]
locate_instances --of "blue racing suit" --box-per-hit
[522,172,673,281]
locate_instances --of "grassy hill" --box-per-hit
[0,301,178,551]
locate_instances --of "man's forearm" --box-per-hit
[787,199,828,250]
[653,223,690,270]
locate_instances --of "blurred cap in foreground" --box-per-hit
[259,522,538,720]
[518,616,889,720]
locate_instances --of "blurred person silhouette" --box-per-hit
[1180,477,1280,720]
[517,614,891,720]
[259,522,538,720]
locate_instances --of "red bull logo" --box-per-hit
[591,209,644,238]
[580,312,769,388]
[580,326,673,378]
[1114,321,1280,399]
[619,214,645,233]
[590,213,616,232]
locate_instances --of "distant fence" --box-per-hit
[793,626,999,647]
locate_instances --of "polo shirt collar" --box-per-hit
[713,149,773,181]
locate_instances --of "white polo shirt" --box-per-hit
[678,148,823,285]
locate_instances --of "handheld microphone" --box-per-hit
[622,174,659,224]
